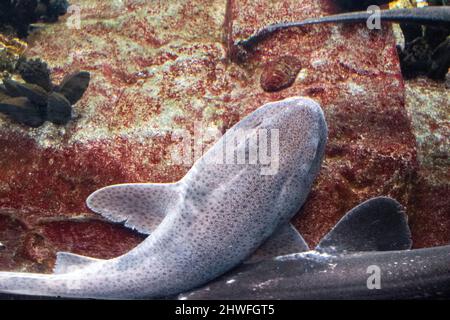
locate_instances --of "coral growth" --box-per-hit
[17,57,52,91]
[0,34,27,75]
[0,59,90,127]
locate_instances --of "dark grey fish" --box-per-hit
[180,197,450,300]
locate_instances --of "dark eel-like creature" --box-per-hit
[237,6,450,51]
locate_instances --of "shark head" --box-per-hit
[195,96,327,179]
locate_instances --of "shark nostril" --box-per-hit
[0,242,5,250]
[252,120,263,128]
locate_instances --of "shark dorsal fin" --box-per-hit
[53,252,104,274]
[245,223,309,264]
[315,197,412,254]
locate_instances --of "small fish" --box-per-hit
[0,96,327,299]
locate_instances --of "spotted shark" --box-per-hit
[181,197,450,300]
[0,96,327,299]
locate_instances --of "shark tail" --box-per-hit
[0,271,72,298]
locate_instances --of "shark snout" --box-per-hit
[224,96,326,176]
[261,97,327,177]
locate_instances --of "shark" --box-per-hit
[0,96,328,299]
[180,197,450,300]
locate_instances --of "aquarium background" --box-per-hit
[0,0,448,274]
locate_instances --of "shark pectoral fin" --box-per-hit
[315,197,412,254]
[245,223,309,264]
[53,252,104,274]
[86,182,180,234]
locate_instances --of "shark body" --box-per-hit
[181,197,450,300]
[0,96,327,299]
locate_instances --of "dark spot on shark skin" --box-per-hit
[260,56,302,92]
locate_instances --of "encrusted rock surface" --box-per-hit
[404,78,449,248]
[0,0,447,273]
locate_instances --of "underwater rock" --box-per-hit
[46,92,72,125]
[400,23,423,44]
[0,0,69,38]
[0,65,89,127]
[17,58,53,92]
[3,79,23,97]
[38,0,70,23]
[0,87,9,102]
[396,2,450,80]
[399,37,433,79]
[404,78,449,248]
[0,0,446,274]
[260,56,302,92]
[424,25,449,49]
[0,97,45,127]
[0,210,144,273]
[0,0,38,38]
[57,71,91,105]
[4,80,48,106]
[428,37,450,79]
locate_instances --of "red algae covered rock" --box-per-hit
[404,78,450,248]
[0,0,447,273]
